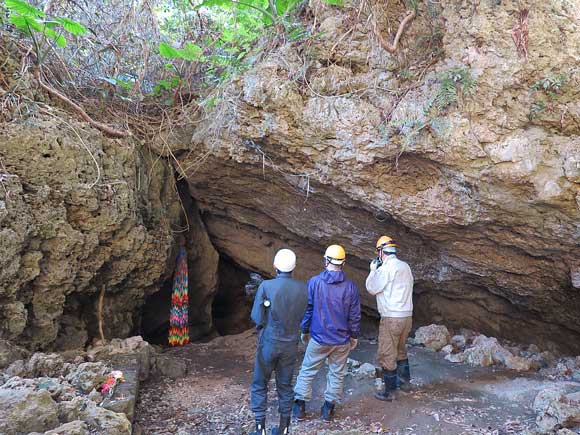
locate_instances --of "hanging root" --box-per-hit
[34,69,129,138]
[373,9,416,53]
[98,285,106,343]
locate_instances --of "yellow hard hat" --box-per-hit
[324,245,346,265]
[376,236,397,253]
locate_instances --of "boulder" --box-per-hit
[36,377,75,401]
[0,339,30,369]
[0,385,59,435]
[64,362,108,393]
[462,335,511,367]
[17,353,65,378]
[43,421,89,435]
[414,325,451,351]
[504,354,534,372]
[58,397,131,435]
[153,354,187,379]
[534,388,580,432]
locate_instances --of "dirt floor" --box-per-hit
[134,329,575,435]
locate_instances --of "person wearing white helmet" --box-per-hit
[249,248,308,435]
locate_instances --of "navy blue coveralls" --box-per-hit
[250,272,308,419]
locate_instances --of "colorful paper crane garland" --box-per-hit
[169,247,190,346]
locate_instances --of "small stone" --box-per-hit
[528,344,540,353]
[445,353,466,364]
[354,363,377,379]
[451,335,466,351]
[441,345,454,355]
[347,358,362,368]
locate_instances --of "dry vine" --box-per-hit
[512,9,529,61]
[372,9,416,53]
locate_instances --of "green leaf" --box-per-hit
[44,27,67,47]
[5,0,45,18]
[115,78,133,90]
[159,42,180,59]
[275,0,299,15]
[177,42,203,61]
[323,0,343,6]
[54,17,87,35]
[198,0,232,9]
[9,14,43,33]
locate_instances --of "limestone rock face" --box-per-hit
[164,0,580,352]
[0,114,182,350]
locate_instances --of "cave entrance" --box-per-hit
[212,256,256,336]
[140,254,258,345]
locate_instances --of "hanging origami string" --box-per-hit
[169,247,190,346]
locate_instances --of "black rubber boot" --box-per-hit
[292,399,305,421]
[374,369,397,401]
[271,415,291,435]
[250,417,266,435]
[397,359,412,392]
[320,400,335,422]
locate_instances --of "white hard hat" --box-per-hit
[273,249,296,272]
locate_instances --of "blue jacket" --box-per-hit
[301,270,361,346]
[251,272,308,342]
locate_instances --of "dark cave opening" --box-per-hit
[140,253,258,346]
[211,256,255,336]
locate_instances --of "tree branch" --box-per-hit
[373,9,416,54]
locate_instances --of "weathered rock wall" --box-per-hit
[164,0,580,353]
[0,114,182,350]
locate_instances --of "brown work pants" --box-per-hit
[377,316,413,371]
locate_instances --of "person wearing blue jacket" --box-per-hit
[250,249,308,435]
[292,245,361,422]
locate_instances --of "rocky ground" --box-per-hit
[134,326,580,435]
[2,324,578,434]
[0,336,152,435]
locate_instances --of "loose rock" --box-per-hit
[414,324,451,351]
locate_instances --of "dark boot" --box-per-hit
[292,399,305,421]
[374,369,397,401]
[250,417,266,435]
[397,359,412,392]
[271,415,290,435]
[320,400,335,422]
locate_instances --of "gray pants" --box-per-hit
[294,339,351,403]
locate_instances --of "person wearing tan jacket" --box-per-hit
[365,236,414,401]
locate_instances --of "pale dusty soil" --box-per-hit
[134,329,571,435]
